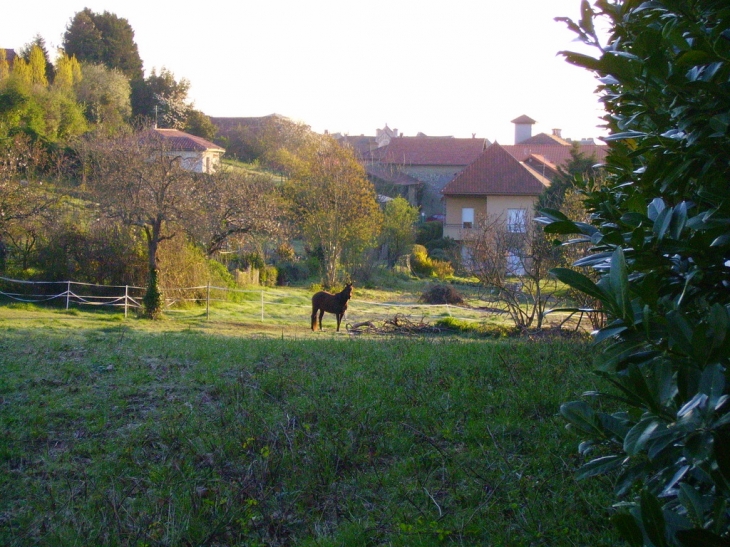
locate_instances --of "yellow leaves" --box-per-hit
[54,52,82,91]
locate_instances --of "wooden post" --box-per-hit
[66,281,71,310]
[261,290,264,322]
[124,285,129,319]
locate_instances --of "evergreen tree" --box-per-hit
[184,109,217,140]
[28,45,48,87]
[10,58,32,88]
[63,9,143,81]
[537,142,597,210]
[76,63,131,132]
[19,36,55,84]
[53,52,82,91]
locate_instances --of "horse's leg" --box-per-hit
[336,313,342,332]
[311,306,318,330]
[318,309,325,330]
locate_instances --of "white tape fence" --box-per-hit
[0,275,495,325]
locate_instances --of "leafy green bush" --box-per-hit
[542,3,730,546]
[435,316,514,337]
[276,261,310,285]
[410,244,454,279]
[415,220,443,246]
[260,265,278,287]
[431,259,454,279]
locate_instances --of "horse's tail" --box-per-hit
[311,294,319,330]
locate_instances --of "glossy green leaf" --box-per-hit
[709,304,728,351]
[666,311,694,355]
[550,268,608,303]
[576,455,623,480]
[560,401,605,437]
[624,417,661,456]
[641,489,668,547]
[609,248,633,322]
[612,513,644,547]
[678,483,706,528]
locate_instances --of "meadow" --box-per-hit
[0,303,619,546]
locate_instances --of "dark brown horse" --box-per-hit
[311,283,353,332]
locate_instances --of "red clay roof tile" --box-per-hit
[502,142,607,166]
[369,137,487,166]
[442,142,550,196]
[153,128,225,153]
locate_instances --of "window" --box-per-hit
[462,208,474,229]
[507,208,526,233]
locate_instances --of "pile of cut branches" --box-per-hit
[347,314,444,336]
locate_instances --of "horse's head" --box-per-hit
[342,282,353,301]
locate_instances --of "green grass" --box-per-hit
[0,306,617,546]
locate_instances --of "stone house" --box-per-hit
[364,135,489,217]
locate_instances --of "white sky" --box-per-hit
[2,0,607,144]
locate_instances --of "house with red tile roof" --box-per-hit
[364,135,489,217]
[441,142,551,242]
[504,114,608,167]
[153,128,225,173]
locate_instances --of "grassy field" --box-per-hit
[0,304,618,546]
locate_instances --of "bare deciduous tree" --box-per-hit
[463,212,561,329]
[86,130,283,316]
[188,168,284,257]
[0,135,57,271]
[86,131,201,317]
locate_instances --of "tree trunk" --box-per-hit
[142,221,163,319]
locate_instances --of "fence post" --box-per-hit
[66,281,71,310]
[206,282,210,320]
[124,285,129,319]
[261,290,264,322]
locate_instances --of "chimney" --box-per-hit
[511,115,536,144]
[552,128,562,138]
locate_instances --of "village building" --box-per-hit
[362,133,489,218]
[441,141,551,242]
[439,115,607,237]
[153,128,225,174]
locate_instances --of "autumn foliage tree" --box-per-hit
[282,135,382,288]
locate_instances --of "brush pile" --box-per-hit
[347,314,444,335]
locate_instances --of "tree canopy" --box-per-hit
[63,9,144,81]
[282,135,382,287]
